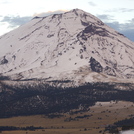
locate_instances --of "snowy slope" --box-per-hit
[0,9,134,83]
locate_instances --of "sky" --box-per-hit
[0,0,134,41]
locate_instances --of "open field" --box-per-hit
[0,101,134,134]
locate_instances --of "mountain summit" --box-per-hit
[0,9,134,83]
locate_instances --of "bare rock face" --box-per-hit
[0,56,8,65]
[104,66,116,77]
[90,57,103,73]
[0,9,134,83]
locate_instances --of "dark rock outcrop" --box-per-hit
[90,57,103,73]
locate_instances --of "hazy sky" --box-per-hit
[0,0,134,41]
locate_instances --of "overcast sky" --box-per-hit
[0,0,134,41]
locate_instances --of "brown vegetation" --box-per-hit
[0,101,134,134]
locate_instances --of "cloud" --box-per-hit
[0,9,67,33]
[1,15,32,28]
[1,10,67,28]
[0,0,12,4]
[106,22,121,31]
[119,8,134,12]
[105,19,134,42]
[121,29,134,41]
[96,14,134,41]
[88,2,97,6]
[97,14,115,22]
[105,8,134,13]
[33,10,67,17]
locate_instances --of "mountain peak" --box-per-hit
[0,9,134,83]
[71,8,85,13]
[67,8,95,17]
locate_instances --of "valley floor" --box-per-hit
[0,101,134,134]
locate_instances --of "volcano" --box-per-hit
[0,9,134,84]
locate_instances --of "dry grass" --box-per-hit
[0,101,134,134]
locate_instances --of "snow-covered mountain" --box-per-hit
[0,9,134,84]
